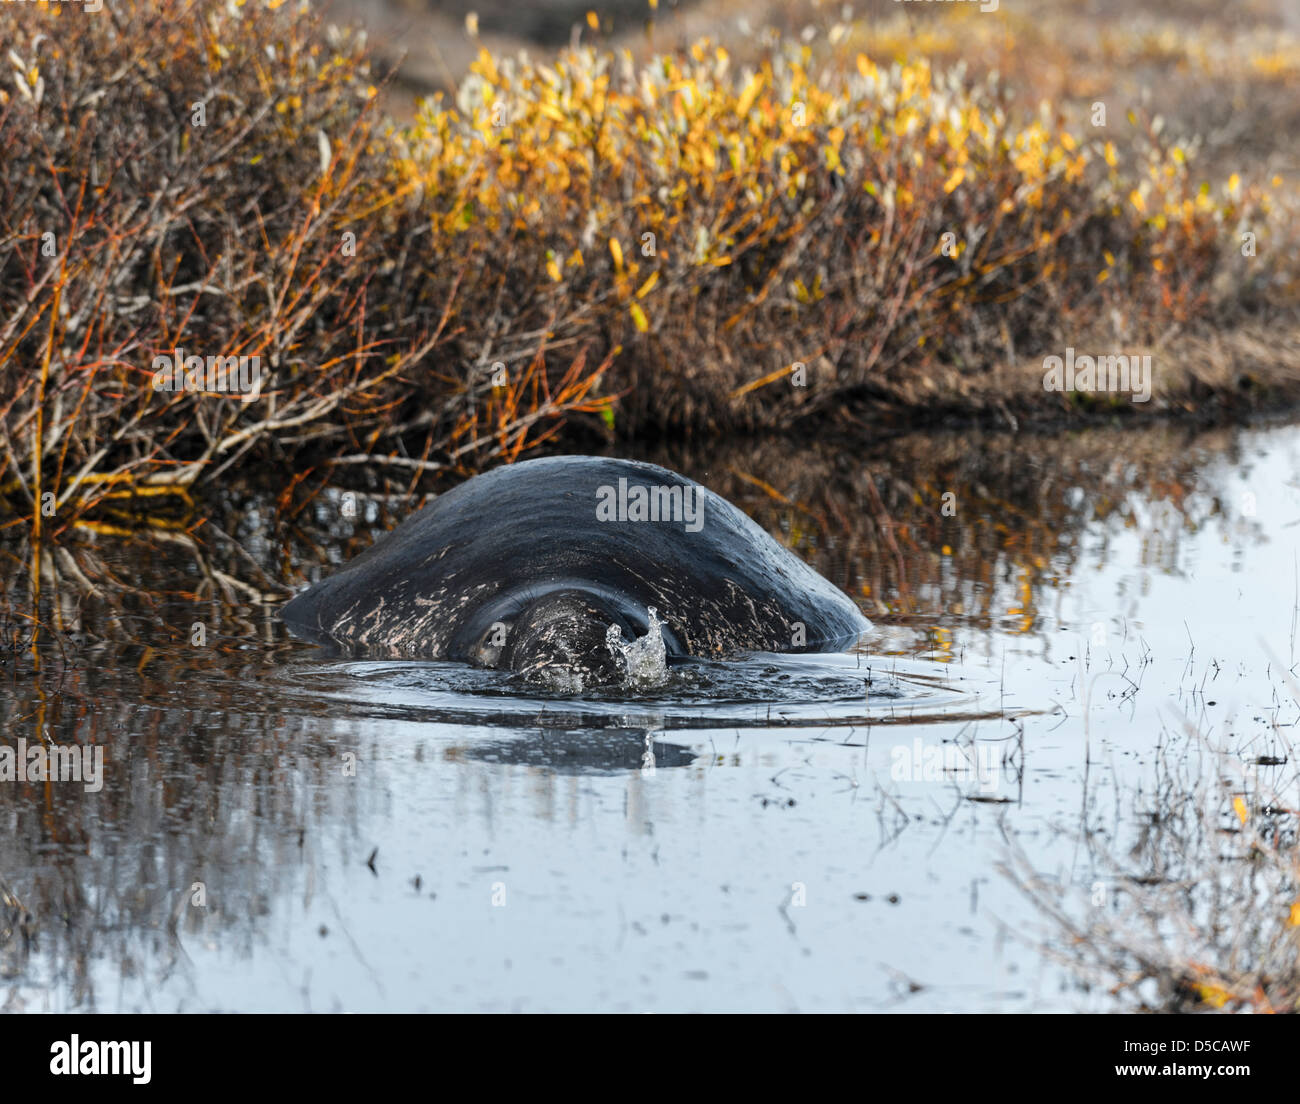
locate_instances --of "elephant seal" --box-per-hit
[281,456,870,682]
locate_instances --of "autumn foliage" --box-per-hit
[0,0,1286,529]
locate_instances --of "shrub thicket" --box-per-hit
[0,0,1285,530]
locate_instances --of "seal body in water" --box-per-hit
[281,456,870,681]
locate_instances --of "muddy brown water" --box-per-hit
[0,421,1297,1011]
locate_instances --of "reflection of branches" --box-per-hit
[1,529,291,656]
[639,424,1248,639]
[0,876,34,988]
[0,662,360,1011]
[863,466,911,602]
[1002,712,1300,1013]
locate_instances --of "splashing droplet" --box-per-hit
[607,606,670,689]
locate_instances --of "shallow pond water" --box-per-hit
[1,420,1297,1011]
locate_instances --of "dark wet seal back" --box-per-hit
[281,455,871,668]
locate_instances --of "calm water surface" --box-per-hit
[1,421,1297,1011]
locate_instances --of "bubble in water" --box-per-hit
[606,606,670,690]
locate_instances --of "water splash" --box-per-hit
[640,729,658,774]
[606,606,670,690]
[527,666,587,695]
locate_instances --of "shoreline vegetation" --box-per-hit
[0,0,1297,527]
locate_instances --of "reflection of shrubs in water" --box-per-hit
[0,656,364,1009]
[0,876,34,983]
[639,426,1247,636]
[1004,715,1300,1013]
